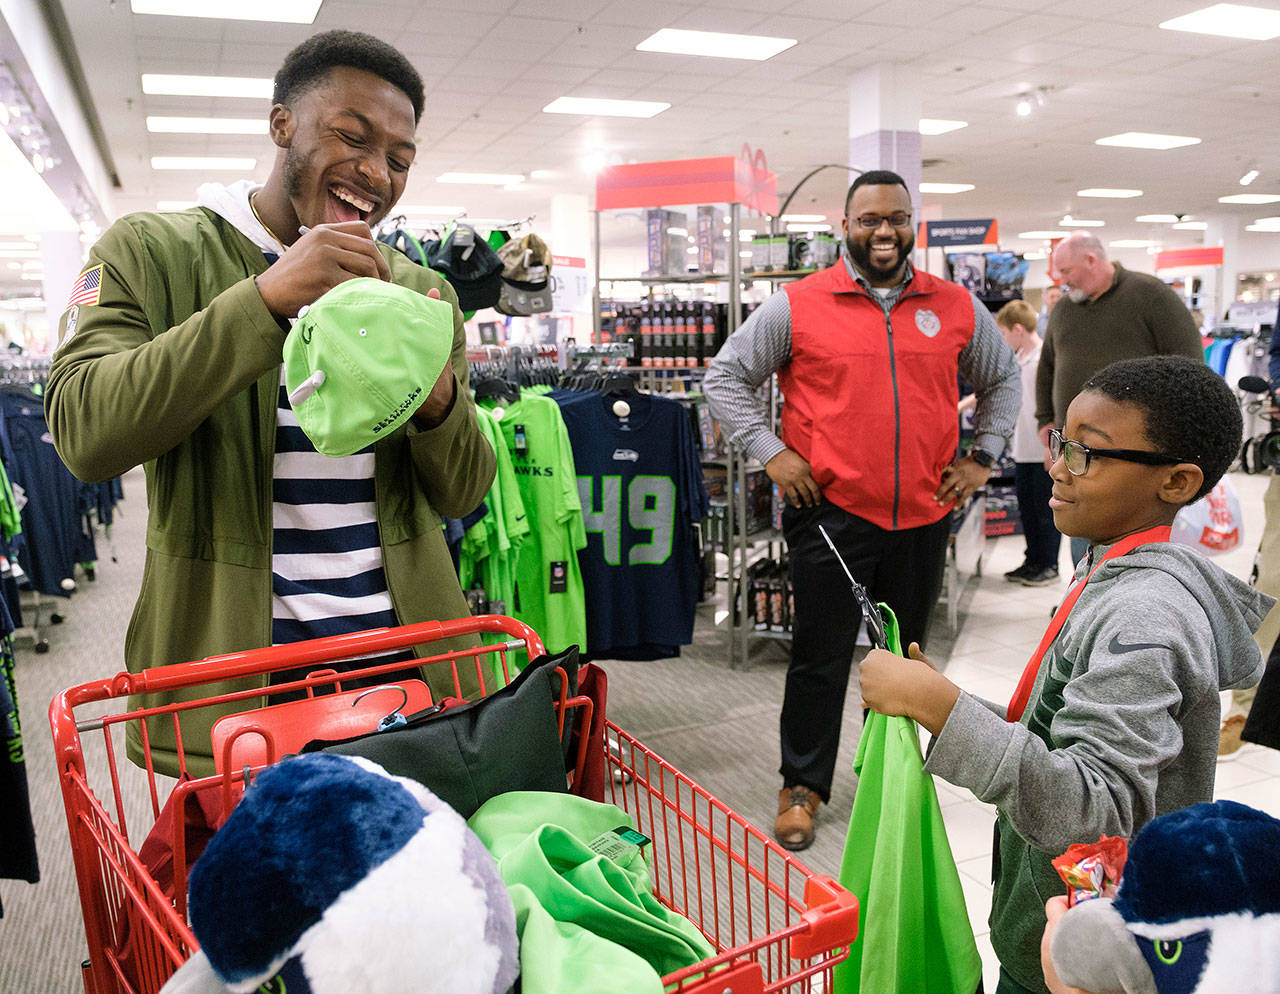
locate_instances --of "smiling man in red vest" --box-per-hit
[705,170,1020,850]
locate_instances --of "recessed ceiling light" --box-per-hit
[1172,221,1209,230]
[1135,214,1181,223]
[543,97,670,118]
[920,182,975,194]
[1078,188,1143,198]
[1019,230,1068,239]
[151,156,256,170]
[436,173,526,185]
[1246,223,1280,231]
[919,119,968,135]
[130,0,321,23]
[1159,3,1280,40]
[529,169,557,180]
[1109,239,1158,248]
[146,116,267,135]
[1060,216,1105,227]
[20,272,43,280]
[1219,193,1280,204]
[786,223,832,232]
[157,201,197,211]
[141,74,273,98]
[781,214,826,223]
[1095,132,1201,150]
[635,28,796,61]
[1240,169,1260,185]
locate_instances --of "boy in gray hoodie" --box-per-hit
[860,355,1272,994]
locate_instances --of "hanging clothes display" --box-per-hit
[476,391,587,655]
[0,591,38,915]
[459,406,530,619]
[555,388,709,660]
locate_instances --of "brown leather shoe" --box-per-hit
[775,785,821,851]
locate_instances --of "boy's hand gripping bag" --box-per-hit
[833,605,983,994]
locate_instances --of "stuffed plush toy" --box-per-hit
[160,753,518,994]
[1049,800,1280,994]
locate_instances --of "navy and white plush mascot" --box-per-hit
[159,753,518,994]
[1050,800,1280,994]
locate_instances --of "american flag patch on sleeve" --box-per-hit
[66,264,104,309]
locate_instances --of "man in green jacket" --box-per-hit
[44,31,496,776]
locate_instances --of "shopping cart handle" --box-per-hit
[790,874,859,960]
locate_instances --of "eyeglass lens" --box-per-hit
[855,213,911,229]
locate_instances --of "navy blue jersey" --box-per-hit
[556,392,709,659]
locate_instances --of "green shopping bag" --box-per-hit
[832,605,983,994]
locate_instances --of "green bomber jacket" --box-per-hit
[45,208,496,776]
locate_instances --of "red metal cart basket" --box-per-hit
[50,616,857,994]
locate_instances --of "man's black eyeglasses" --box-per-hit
[850,212,912,230]
[1048,429,1187,477]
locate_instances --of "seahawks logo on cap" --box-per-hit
[915,309,941,338]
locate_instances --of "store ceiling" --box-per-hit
[19,0,1280,296]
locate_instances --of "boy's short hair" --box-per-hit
[995,300,1036,331]
[275,30,425,123]
[1083,355,1240,502]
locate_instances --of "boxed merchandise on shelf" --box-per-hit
[702,463,774,539]
[984,484,1022,537]
[644,208,687,277]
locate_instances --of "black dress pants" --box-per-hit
[779,498,952,801]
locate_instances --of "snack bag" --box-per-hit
[1051,835,1128,907]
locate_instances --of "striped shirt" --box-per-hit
[704,257,1019,465]
[272,374,398,650]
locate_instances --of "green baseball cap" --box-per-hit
[283,278,454,457]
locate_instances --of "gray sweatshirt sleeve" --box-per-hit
[702,290,792,466]
[923,581,1219,852]
[958,295,1021,460]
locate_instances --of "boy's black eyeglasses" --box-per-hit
[1048,429,1187,477]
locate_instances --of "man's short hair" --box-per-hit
[274,30,425,123]
[1083,355,1240,502]
[995,299,1037,331]
[846,170,910,213]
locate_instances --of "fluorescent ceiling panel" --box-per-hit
[1172,221,1209,230]
[1095,132,1200,150]
[635,28,796,61]
[142,74,273,98]
[0,131,76,232]
[1077,188,1143,198]
[1159,3,1280,40]
[920,182,974,193]
[436,173,526,185]
[919,119,967,135]
[786,223,831,232]
[1240,169,1260,185]
[1136,214,1181,223]
[781,214,826,223]
[147,116,267,134]
[1019,230,1068,239]
[542,97,669,118]
[151,156,256,170]
[1110,239,1158,247]
[1219,193,1280,204]
[1060,217,1105,227]
[131,0,322,23]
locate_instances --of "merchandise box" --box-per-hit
[645,209,687,277]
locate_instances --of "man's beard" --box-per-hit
[282,142,308,200]
[845,232,912,280]
[1066,286,1088,303]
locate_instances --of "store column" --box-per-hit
[1203,212,1242,322]
[847,63,922,218]
[550,192,592,343]
[40,229,83,350]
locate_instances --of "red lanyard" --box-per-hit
[1005,525,1171,723]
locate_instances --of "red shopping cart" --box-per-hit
[50,615,858,994]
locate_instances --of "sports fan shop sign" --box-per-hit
[918,219,999,249]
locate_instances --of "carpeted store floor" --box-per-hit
[3,466,1279,992]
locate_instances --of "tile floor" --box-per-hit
[935,469,1280,989]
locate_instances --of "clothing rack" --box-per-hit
[0,356,52,387]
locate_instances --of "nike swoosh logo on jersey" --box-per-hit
[1108,635,1168,655]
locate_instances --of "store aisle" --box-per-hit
[3,467,1278,992]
